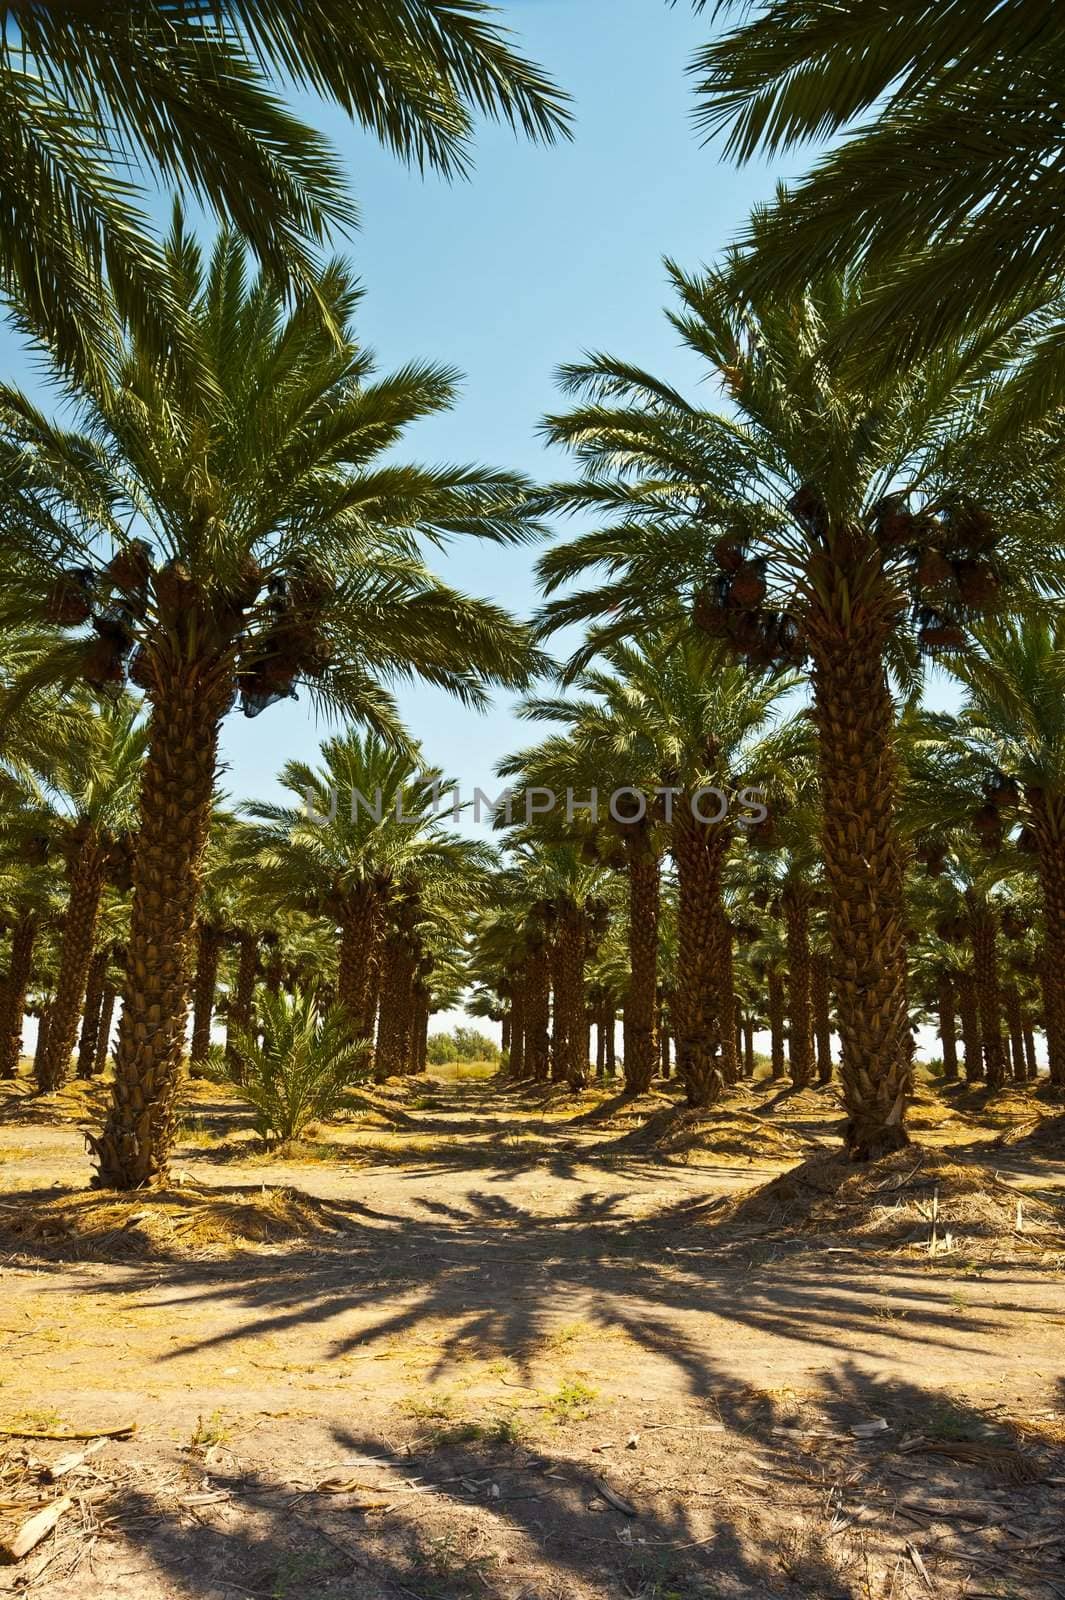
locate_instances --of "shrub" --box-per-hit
[208,989,369,1143]
[426,1026,500,1064]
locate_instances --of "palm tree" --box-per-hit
[0,1,568,380]
[688,0,1065,414]
[0,229,544,1187]
[538,264,1060,1154]
[18,696,145,1092]
[0,852,63,1080]
[504,638,801,1105]
[942,619,1065,1088]
[240,733,489,1042]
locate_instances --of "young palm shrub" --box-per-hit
[538,265,1062,1154]
[209,988,368,1146]
[1,229,544,1187]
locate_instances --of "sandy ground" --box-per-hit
[1,1071,1064,1599]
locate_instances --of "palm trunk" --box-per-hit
[94,985,117,1075]
[782,887,814,1089]
[661,1020,672,1078]
[811,637,910,1157]
[956,969,983,1084]
[549,937,566,1083]
[0,912,36,1079]
[226,932,259,1067]
[623,841,659,1093]
[526,940,551,1082]
[1024,1016,1038,1081]
[743,1016,755,1078]
[509,977,526,1078]
[189,922,222,1076]
[77,946,110,1078]
[412,992,429,1075]
[501,1012,511,1057]
[337,887,380,1038]
[768,970,786,1079]
[1003,983,1026,1085]
[1033,802,1065,1087]
[34,1004,52,1076]
[812,954,833,1084]
[557,906,588,1090]
[937,975,959,1082]
[673,810,730,1108]
[38,839,107,1091]
[93,674,227,1188]
[376,940,416,1078]
[970,906,1005,1091]
[605,1009,616,1077]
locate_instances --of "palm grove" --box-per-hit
[1,1,1065,1187]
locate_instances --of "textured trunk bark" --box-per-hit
[337,887,380,1038]
[1003,984,1027,1085]
[768,970,786,1080]
[34,1004,52,1075]
[970,907,1005,1092]
[811,637,911,1157]
[412,993,429,1075]
[39,838,107,1091]
[509,978,526,1078]
[743,1017,755,1079]
[557,907,588,1090]
[95,985,117,1075]
[605,1010,616,1077]
[623,842,659,1093]
[660,1022,672,1079]
[501,1013,511,1056]
[1024,1017,1038,1081]
[376,941,416,1077]
[937,975,959,1082]
[93,670,227,1188]
[526,940,551,1082]
[77,946,110,1078]
[717,910,739,1086]
[226,932,259,1070]
[189,922,222,1076]
[549,936,568,1084]
[783,888,814,1089]
[812,953,833,1084]
[1033,802,1065,1087]
[0,912,36,1079]
[955,970,983,1084]
[673,811,730,1108]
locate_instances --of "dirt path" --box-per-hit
[2,1074,1064,1599]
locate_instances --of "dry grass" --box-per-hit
[714,1146,1065,1263]
[0,1182,354,1261]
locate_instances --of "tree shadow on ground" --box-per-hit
[49,1357,1065,1599]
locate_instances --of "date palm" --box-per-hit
[928,619,1065,1087]
[0,0,568,380]
[240,732,490,1044]
[538,262,1063,1154]
[0,227,544,1187]
[25,697,143,1092]
[688,0,1065,415]
[504,639,802,1106]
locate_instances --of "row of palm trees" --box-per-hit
[2,1,1065,1186]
